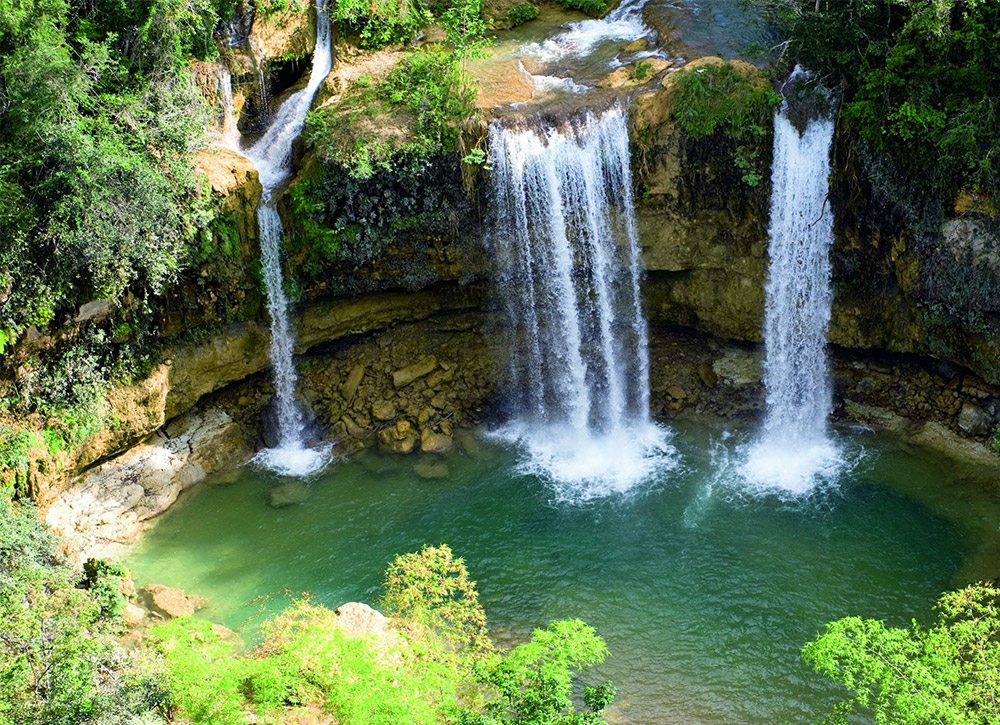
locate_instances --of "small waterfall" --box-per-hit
[488,107,672,500]
[245,0,333,476]
[745,70,840,493]
[218,67,240,149]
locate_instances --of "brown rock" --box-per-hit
[420,428,454,455]
[957,402,993,437]
[142,584,206,619]
[666,385,687,400]
[378,420,419,454]
[341,365,366,402]
[393,356,438,388]
[371,399,397,422]
[697,363,718,388]
[341,415,368,439]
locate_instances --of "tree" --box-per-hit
[803,583,1000,725]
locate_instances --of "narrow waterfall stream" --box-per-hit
[745,74,841,493]
[488,107,673,500]
[243,0,333,476]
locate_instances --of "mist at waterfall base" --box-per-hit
[742,103,841,495]
[127,419,979,724]
[487,108,674,501]
[242,0,333,477]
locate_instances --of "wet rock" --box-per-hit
[371,399,397,422]
[76,300,113,323]
[957,402,993,436]
[413,462,450,479]
[341,364,366,402]
[624,38,648,53]
[456,429,483,457]
[142,584,207,619]
[268,481,312,508]
[697,363,718,388]
[420,428,454,454]
[378,420,419,454]
[393,356,438,388]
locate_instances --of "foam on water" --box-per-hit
[518,0,655,64]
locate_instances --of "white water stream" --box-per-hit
[744,75,840,493]
[242,0,333,476]
[488,107,673,500]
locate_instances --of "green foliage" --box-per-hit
[0,493,169,725]
[152,547,614,725]
[507,2,538,27]
[461,619,613,725]
[768,0,1000,211]
[333,0,431,48]
[382,544,492,654]
[631,59,652,81]
[993,423,1000,456]
[803,583,1000,725]
[0,0,226,346]
[82,558,130,619]
[671,61,781,185]
[559,0,607,18]
[0,426,40,483]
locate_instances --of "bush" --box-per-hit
[152,546,615,725]
[560,0,607,17]
[803,583,1000,725]
[671,61,781,186]
[507,3,538,26]
[0,493,169,725]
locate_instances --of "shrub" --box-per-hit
[803,583,1000,725]
[671,61,781,185]
[560,0,607,17]
[0,494,169,725]
[507,2,538,26]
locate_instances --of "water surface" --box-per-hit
[129,421,976,724]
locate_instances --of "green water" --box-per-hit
[128,420,981,724]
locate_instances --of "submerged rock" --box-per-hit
[268,481,312,508]
[413,462,450,479]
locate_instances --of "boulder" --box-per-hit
[333,602,391,638]
[371,399,397,422]
[341,364,366,402]
[142,584,206,619]
[697,362,718,388]
[957,402,993,437]
[393,356,438,388]
[420,428,454,455]
[378,420,419,454]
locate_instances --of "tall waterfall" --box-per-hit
[245,0,333,476]
[488,107,672,500]
[745,78,840,493]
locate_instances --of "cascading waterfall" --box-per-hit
[488,107,672,500]
[244,0,333,476]
[744,71,840,493]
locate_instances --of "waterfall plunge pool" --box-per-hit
[126,418,999,724]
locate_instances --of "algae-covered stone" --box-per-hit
[413,462,450,479]
[268,481,312,508]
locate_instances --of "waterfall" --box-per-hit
[745,73,840,493]
[245,0,333,476]
[218,67,240,150]
[488,107,673,501]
